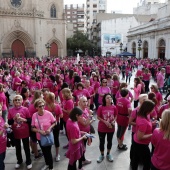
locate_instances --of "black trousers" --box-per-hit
[68,156,83,170]
[131,141,151,170]
[63,120,68,140]
[60,118,64,131]
[130,132,135,161]
[151,162,159,170]
[38,141,53,169]
[98,131,114,152]
[143,80,150,93]
[53,123,60,147]
[134,100,139,108]
[15,137,31,165]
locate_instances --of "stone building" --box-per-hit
[127,0,170,59]
[0,0,66,58]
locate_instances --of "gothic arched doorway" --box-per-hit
[132,42,136,55]
[50,42,58,57]
[158,39,166,60]
[143,41,148,58]
[11,39,25,58]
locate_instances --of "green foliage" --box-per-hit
[67,31,96,53]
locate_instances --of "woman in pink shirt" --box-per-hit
[31,98,56,170]
[142,68,151,93]
[131,78,142,108]
[0,104,9,170]
[12,71,22,91]
[129,94,148,164]
[116,88,132,150]
[151,109,170,170]
[0,84,8,121]
[97,93,117,163]
[45,92,63,162]
[98,79,111,106]
[8,95,32,169]
[73,82,91,106]
[66,107,87,170]
[150,84,163,107]
[131,100,155,170]
[62,88,74,148]
[78,96,94,165]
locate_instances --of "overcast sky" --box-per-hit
[64,0,166,14]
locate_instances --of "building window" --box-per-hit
[51,4,56,18]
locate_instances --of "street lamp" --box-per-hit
[120,43,123,53]
[45,43,51,57]
[138,39,142,59]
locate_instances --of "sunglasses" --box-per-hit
[38,105,45,108]
[14,99,21,102]
[103,82,107,83]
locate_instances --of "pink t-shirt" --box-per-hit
[8,106,31,139]
[97,105,117,133]
[142,73,151,81]
[31,110,56,140]
[0,117,7,154]
[134,116,152,144]
[78,108,91,133]
[116,97,131,126]
[115,90,133,101]
[151,128,170,170]
[45,104,63,122]
[28,103,37,117]
[130,107,139,133]
[158,104,170,119]
[157,73,165,88]
[73,89,90,105]
[98,86,111,104]
[66,119,83,165]
[62,99,74,122]
[154,91,162,107]
[85,86,94,104]
[134,84,142,101]
[112,81,120,95]
[0,92,7,110]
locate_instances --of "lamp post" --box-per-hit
[120,43,123,53]
[138,39,142,59]
[45,43,51,57]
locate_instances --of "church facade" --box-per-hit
[127,0,170,59]
[0,0,66,58]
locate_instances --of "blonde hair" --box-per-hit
[62,88,73,100]
[31,90,42,104]
[160,109,170,140]
[13,95,23,102]
[34,98,45,108]
[46,92,55,110]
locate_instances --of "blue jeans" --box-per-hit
[0,152,6,170]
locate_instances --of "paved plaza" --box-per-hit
[4,71,158,170]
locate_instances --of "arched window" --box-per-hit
[51,4,56,18]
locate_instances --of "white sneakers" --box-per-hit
[15,164,21,169]
[41,165,49,170]
[27,164,32,169]
[56,155,60,162]
[15,163,32,169]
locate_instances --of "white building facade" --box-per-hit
[127,1,170,59]
[0,0,66,58]
[86,0,107,38]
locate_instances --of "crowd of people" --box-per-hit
[0,56,170,170]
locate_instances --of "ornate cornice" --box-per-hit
[0,8,44,18]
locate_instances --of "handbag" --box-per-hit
[36,114,54,146]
